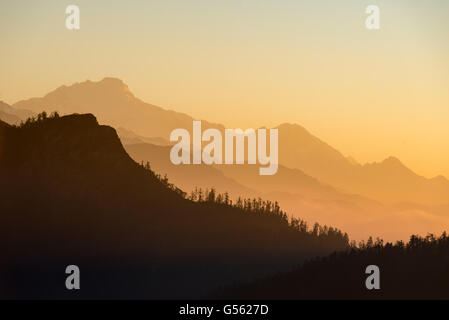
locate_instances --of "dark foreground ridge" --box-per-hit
[213,233,449,299]
[0,113,348,299]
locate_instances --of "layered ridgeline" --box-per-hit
[125,142,449,242]
[10,78,449,242]
[12,78,449,207]
[0,101,33,125]
[0,114,348,299]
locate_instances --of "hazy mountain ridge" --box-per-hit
[7,77,449,241]
[125,142,254,198]
[0,101,34,125]
[0,114,348,299]
[116,127,170,146]
[124,142,449,241]
[11,77,449,206]
[276,122,449,205]
[0,110,21,125]
[13,77,224,139]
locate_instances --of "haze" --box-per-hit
[1,0,448,178]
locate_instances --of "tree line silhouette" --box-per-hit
[140,160,349,244]
[4,111,447,299]
[213,232,449,299]
[11,110,349,248]
[0,112,351,299]
[16,110,60,128]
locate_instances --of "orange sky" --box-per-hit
[1,1,448,178]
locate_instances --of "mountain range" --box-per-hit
[5,77,449,241]
[0,113,348,298]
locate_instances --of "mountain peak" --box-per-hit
[363,156,407,171]
[49,77,134,99]
[100,77,124,83]
[381,156,403,166]
[276,122,309,132]
[98,77,127,88]
[0,112,135,175]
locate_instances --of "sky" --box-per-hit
[1,0,448,178]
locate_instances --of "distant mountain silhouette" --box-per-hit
[276,123,449,205]
[276,122,356,181]
[124,142,449,242]
[116,127,170,146]
[125,143,254,199]
[0,113,348,299]
[0,101,33,125]
[13,78,224,139]
[0,110,21,125]
[12,78,449,206]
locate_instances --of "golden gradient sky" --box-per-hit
[1,0,448,178]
